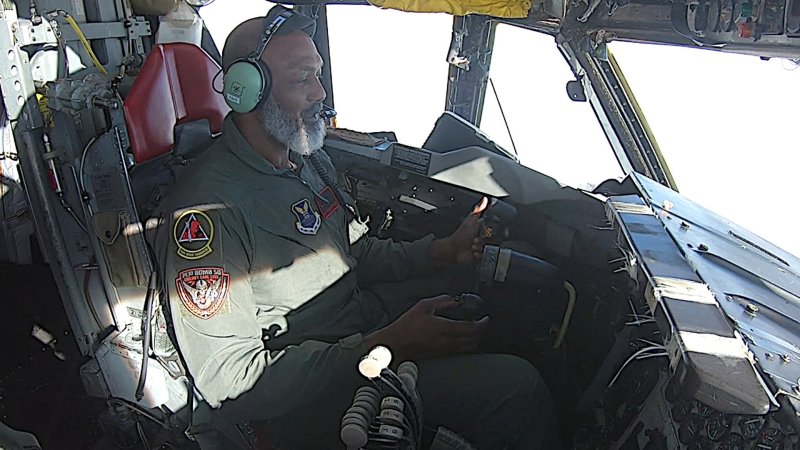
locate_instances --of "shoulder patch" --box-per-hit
[174,210,214,260]
[292,199,321,235]
[175,267,230,319]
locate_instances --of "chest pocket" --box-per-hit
[249,214,356,311]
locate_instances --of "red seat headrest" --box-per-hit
[124,43,230,163]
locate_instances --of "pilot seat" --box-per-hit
[125,42,229,219]
[122,43,281,449]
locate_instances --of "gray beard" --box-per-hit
[260,95,325,156]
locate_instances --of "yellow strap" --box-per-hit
[367,0,531,18]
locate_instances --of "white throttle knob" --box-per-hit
[358,346,392,379]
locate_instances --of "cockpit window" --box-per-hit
[611,42,800,256]
[199,0,276,50]
[480,24,623,190]
[201,3,452,146]
[326,6,452,145]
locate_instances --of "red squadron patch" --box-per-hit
[174,210,214,260]
[315,186,341,220]
[179,215,209,243]
[175,267,230,319]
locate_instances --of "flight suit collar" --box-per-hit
[221,114,301,176]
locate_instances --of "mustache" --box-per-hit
[301,103,323,121]
[300,104,337,122]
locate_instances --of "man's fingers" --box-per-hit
[421,294,457,313]
[472,196,489,215]
[440,315,490,337]
[453,323,488,350]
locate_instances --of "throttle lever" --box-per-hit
[436,293,486,322]
[481,198,516,242]
[478,245,564,288]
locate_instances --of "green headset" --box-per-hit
[222,8,296,114]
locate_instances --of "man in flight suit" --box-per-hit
[154,5,554,449]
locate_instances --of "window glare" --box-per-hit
[612,42,800,257]
[199,0,275,50]
[481,25,623,189]
[327,7,452,146]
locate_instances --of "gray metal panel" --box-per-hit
[608,192,771,414]
[326,136,585,205]
[0,3,101,355]
[633,173,800,410]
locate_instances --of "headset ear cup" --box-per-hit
[222,59,267,114]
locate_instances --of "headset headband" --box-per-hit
[249,10,294,63]
[222,7,305,113]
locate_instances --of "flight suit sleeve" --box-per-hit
[349,233,436,284]
[158,203,367,414]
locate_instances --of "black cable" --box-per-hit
[53,22,70,76]
[110,398,170,428]
[365,440,401,450]
[382,369,422,448]
[135,420,152,450]
[371,372,421,447]
[78,135,99,196]
[146,215,198,437]
[82,264,105,329]
[307,152,355,220]
[184,378,194,438]
[135,270,158,401]
[211,68,224,94]
[488,77,518,158]
[58,195,89,234]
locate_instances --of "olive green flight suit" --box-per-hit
[154,116,554,449]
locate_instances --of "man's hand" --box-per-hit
[365,295,489,362]
[429,197,489,266]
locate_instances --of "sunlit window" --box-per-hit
[201,3,452,146]
[327,6,452,145]
[481,24,623,189]
[199,0,276,50]
[612,42,800,256]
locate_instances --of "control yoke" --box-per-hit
[478,245,565,289]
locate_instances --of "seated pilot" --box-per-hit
[154,5,555,449]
